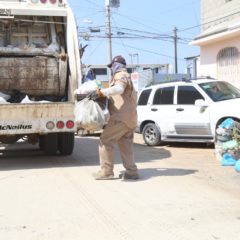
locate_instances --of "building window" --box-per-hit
[94,68,107,75]
[217,47,240,88]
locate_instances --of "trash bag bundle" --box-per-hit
[74,98,106,132]
[215,117,240,172]
[74,80,102,95]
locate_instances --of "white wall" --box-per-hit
[198,37,240,79]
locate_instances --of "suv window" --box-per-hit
[177,86,204,104]
[153,86,174,105]
[138,89,152,105]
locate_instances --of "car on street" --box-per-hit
[136,77,240,146]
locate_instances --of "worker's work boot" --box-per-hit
[119,172,139,180]
[93,170,115,180]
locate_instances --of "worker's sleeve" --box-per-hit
[101,84,125,97]
[101,72,128,96]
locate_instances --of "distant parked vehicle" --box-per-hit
[136,77,240,146]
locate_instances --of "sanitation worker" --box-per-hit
[89,55,139,180]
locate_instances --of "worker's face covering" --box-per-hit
[111,62,125,75]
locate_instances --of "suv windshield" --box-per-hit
[199,81,240,102]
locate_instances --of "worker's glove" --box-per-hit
[89,89,104,101]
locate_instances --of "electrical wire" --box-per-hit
[112,0,199,35]
[81,0,104,10]
[111,15,131,55]
[179,9,240,32]
[82,39,105,62]
[78,29,191,45]
[113,42,186,61]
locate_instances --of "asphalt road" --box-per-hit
[0,133,239,240]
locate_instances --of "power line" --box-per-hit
[113,42,185,61]
[75,10,105,21]
[111,15,131,55]
[81,0,104,9]
[112,0,199,35]
[179,9,240,32]
[78,31,190,45]
[82,39,105,62]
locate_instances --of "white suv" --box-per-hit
[136,78,240,146]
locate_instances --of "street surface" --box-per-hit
[0,133,239,240]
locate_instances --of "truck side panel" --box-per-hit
[0,57,64,96]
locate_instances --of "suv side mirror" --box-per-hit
[195,99,208,106]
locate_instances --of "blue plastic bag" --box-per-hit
[220,118,234,129]
[221,153,237,166]
[234,160,240,172]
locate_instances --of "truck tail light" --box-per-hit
[66,120,74,129]
[46,121,55,130]
[40,0,47,3]
[56,121,64,129]
[50,0,57,4]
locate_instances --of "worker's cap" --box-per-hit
[107,55,126,68]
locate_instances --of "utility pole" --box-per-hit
[129,54,134,73]
[105,0,113,80]
[173,27,178,74]
[105,0,120,80]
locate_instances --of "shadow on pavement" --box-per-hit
[137,168,198,181]
[0,135,200,178]
[164,142,214,149]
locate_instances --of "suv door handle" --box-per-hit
[151,108,158,112]
[176,108,184,112]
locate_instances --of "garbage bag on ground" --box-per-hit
[215,117,240,172]
[221,153,237,166]
[219,118,235,129]
[74,98,106,131]
[234,160,240,172]
[222,139,238,150]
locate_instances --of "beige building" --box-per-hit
[191,0,240,88]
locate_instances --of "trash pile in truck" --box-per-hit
[215,118,240,172]
[0,90,55,104]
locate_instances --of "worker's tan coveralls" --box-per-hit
[99,69,138,176]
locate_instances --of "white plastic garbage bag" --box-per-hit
[74,80,102,95]
[20,95,50,103]
[21,95,34,103]
[74,98,106,131]
[0,97,9,104]
[0,92,10,101]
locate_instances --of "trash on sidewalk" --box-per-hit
[215,117,240,172]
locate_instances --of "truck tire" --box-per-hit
[58,132,75,155]
[43,133,58,155]
[142,123,162,146]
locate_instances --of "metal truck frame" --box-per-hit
[0,0,82,155]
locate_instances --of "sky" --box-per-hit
[68,0,200,73]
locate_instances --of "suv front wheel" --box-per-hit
[142,123,161,146]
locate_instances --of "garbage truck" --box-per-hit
[0,0,82,155]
